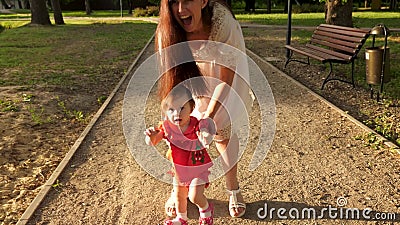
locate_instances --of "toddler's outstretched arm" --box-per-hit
[144,127,163,146]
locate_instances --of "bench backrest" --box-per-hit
[309,24,370,62]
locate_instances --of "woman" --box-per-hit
[156,0,252,218]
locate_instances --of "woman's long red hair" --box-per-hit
[155,0,214,100]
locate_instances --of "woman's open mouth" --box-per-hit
[180,15,192,26]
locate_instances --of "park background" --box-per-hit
[1,0,399,224]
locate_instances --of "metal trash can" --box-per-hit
[365,46,390,85]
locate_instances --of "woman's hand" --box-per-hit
[197,129,213,148]
[197,117,216,148]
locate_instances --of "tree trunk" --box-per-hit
[1,0,12,9]
[245,0,255,12]
[284,0,288,13]
[325,0,353,27]
[85,0,91,15]
[51,0,64,24]
[29,0,51,25]
[127,0,133,14]
[371,0,381,10]
[266,0,272,13]
[133,0,148,9]
[389,0,397,10]
[23,0,30,9]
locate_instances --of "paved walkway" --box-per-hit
[24,40,400,224]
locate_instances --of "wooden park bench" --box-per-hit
[284,24,371,89]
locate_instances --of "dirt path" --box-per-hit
[25,40,400,224]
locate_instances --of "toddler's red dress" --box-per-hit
[159,116,213,186]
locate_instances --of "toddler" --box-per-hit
[145,85,215,225]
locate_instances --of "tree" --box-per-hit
[128,0,132,14]
[325,0,353,27]
[17,0,23,8]
[389,0,398,10]
[50,0,65,24]
[371,0,381,10]
[1,0,12,9]
[127,0,133,15]
[22,0,30,9]
[132,0,148,9]
[266,0,272,13]
[245,0,255,12]
[85,0,91,15]
[29,0,51,25]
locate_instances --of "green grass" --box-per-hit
[0,9,30,19]
[0,20,30,28]
[0,19,156,87]
[1,9,398,28]
[236,11,400,28]
[0,9,158,28]
[352,11,400,28]
[236,13,326,26]
[0,9,155,19]
[0,10,398,98]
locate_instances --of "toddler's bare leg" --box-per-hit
[188,178,207,208]
[174,184,188,215]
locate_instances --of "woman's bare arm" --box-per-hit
[205,66,234,119]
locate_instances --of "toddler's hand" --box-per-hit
[144,127,161,146]
[144,127,158,136]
